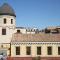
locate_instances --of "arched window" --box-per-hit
[11,19,13,24]
[4,18,6,24]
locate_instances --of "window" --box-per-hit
[58,47,60,55]
[17,30,20,33]
[45,29,50,33]
[47,46,52,55]
[2,29,6,35]
[26,46,31,55]
[16,46,20,55]
[11,19,13,24]
[37,47,41,55]
[4,18,6,24]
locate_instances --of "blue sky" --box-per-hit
[0,0,60,29]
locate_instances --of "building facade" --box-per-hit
[0,3,60,60]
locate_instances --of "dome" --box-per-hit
[0,3,16,17]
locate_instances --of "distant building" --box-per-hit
[0,3,60,60]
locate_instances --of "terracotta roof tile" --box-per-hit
[11,33,60,42]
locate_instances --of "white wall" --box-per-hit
[11,43,60,57]
[0,15,16,27]
[0,15,16,43]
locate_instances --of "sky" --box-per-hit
[0,0,60,29]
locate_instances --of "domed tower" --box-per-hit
[0,3,16,26]
[0,3,16,43]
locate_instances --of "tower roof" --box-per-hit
[0,3,16,17]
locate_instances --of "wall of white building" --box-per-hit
[0,15,37,43]
[0,15,16,43]
[11,42,60,57]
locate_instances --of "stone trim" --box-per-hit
[11,42,60,45]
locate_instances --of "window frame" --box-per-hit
[16,46,20,55]
[37,46,41,55]
[4,18,6,24]
[11,19,13,24]
[17,30,20,33]
[2,28,6,35]
[58,46,60,55]
[47,46,52,55]
[26,46,31,55]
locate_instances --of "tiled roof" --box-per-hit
[0,3,16,17]
[11,33,60,42]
